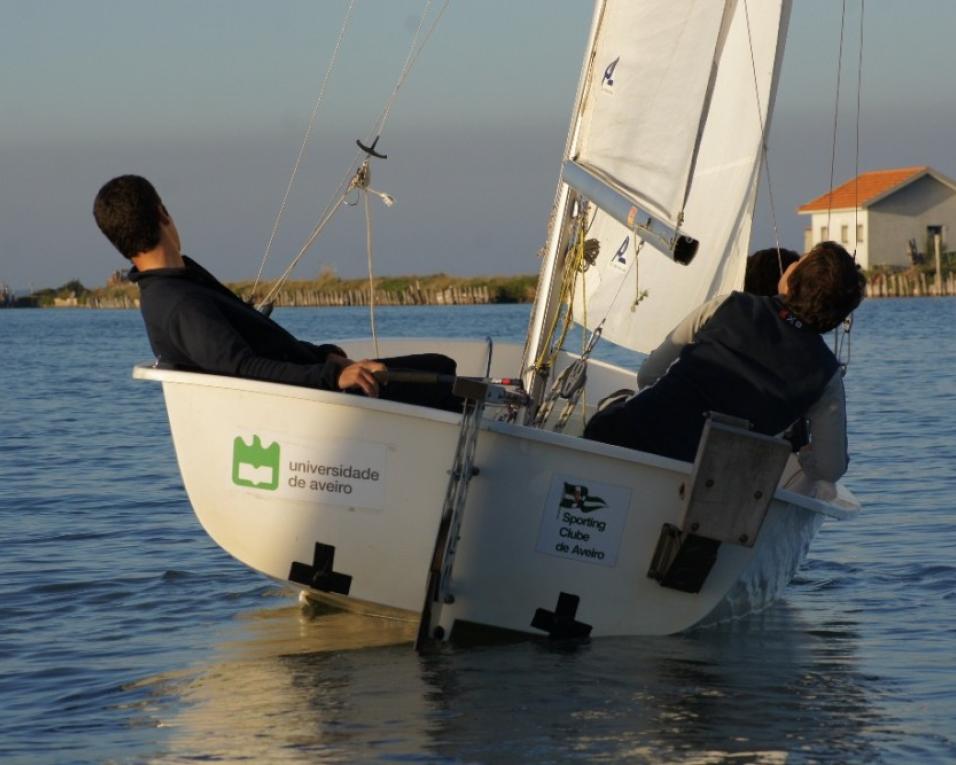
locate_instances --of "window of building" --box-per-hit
[841,225,849,244]
[857,224,864,243]
[820,226,828,241]
[927,225,944,256]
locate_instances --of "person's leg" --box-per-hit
[583,388,699,462]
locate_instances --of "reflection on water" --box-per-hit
[154,602,424,764]
[148,599,883,764]
[5,302,956,763]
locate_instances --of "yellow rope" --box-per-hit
[580,263,589,428]
[533,217,587,374]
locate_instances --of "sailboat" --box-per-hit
[134,0,861,642]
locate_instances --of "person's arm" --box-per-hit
[165,296,341,389]
[300,342,348,362]
[797,371,849,482]
[637,294,728,389]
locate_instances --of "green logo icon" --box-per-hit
[560,482,607,513]
[232,435,280,490]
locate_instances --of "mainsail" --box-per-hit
[526,0,792,362]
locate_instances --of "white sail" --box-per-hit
[575,1,730,223]
[531,0,791,357]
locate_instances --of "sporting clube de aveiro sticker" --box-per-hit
[535,474,631,567]
[230,432,387,511]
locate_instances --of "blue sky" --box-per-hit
[2,0,954,290]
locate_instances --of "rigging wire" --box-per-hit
[826,0,848,235]
[256,187,354,308]
[363,178,380,357]
[853,0,865,249]
[742,0,784,276]
[253,0,357,299]
[366,0,450,146]
[256,0,450,310]
[836,0,865,372]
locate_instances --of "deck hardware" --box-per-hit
[356,135,387,159]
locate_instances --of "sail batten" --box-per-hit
[562,160,698,265]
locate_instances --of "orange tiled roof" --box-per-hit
[797,166,929,213]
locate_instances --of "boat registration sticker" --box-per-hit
[535,475,631,567]
[231,432,387,511]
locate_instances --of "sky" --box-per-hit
[2,0,955,291]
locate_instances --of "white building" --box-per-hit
[798,166,956,270]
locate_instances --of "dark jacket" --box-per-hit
[584,292,840,463]
[129,256,340,389]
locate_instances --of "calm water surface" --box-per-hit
[1,300,954,764]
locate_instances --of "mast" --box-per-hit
[522,2,607,409]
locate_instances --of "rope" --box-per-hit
[363,187,380,357]
[743,0,783,276]
[579,264,588,428]
[351,0,449,356]
[254,0,449,310]
[826,0,847,234]
[253,0,356,297]
[532,215,589,375]
[853,0,865,254]
[837,0,865,371]
[256,186,353,308]
[631,237,646,306]
[530,204,648,430]
[366,0,450,146]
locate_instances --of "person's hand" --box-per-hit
[336,359,387,397]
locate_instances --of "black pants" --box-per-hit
[375,353,462,413]
[583,388,701,463]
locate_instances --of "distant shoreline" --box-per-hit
[4,267,955,309]
[1,273,539,309]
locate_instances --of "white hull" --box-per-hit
[134,338,858,638]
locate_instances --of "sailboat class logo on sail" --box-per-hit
[602,56,619,92]
[611,236,630,271]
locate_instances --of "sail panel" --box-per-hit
[571,0,790,354]
[575,0,729,223]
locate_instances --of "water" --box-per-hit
[1,300,954,764]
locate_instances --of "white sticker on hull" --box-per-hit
[535,475,631,567]
[231,432,387,510]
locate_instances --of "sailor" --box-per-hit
[583,241,866,485]
[93,174,459,410]
[744,246,800,297]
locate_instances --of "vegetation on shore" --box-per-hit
[11,253,956,308]
[13,272,539,308]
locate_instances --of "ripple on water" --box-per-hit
[3,302,956,763]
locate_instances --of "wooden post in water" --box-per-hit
[935,232,943,297]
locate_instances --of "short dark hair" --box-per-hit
[744,247,801,296]
[93,175,163,260]
[785,241,866,332]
